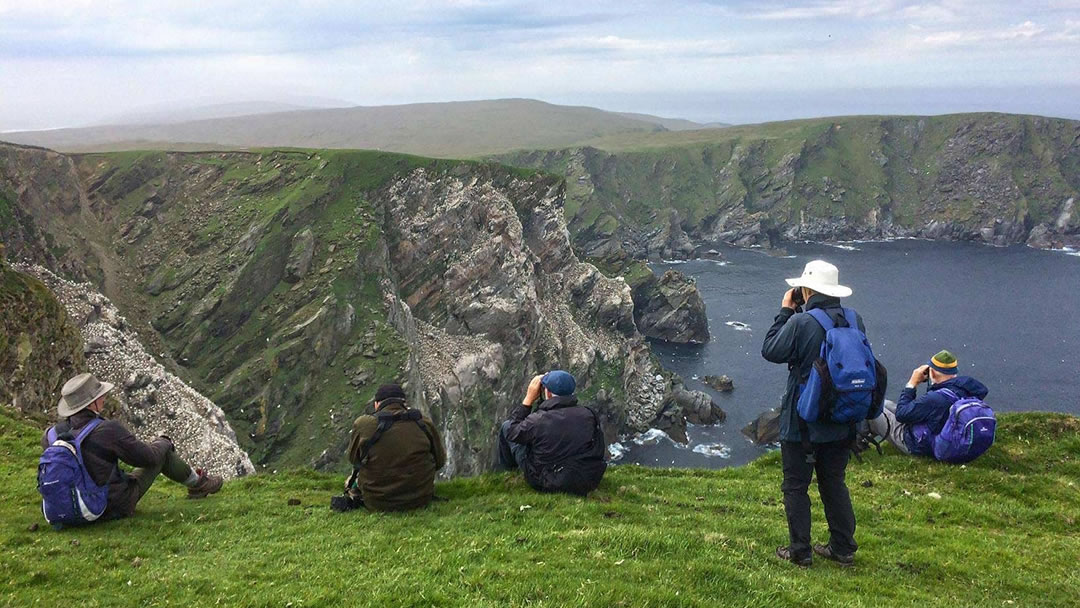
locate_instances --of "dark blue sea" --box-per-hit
[618,240,1080,468]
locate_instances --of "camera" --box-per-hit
[791,287,805,308]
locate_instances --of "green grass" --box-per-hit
[3,408,1078,607]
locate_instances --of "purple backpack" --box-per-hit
[931,388,996,464]
[38,418,109,528]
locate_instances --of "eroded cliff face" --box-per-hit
[0,144,721,475]
[502,114,1080,259]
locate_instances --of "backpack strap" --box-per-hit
[936,388,961,403]
[354,409,424,468]
[841,307,858,329]
[805,308,835,331]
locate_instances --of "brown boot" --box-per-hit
[187,468,223,499]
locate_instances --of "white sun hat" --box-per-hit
[785,260,852,298]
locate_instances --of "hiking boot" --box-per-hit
[187,469,223,499]
[775,546,812,568]
[813,544,854,567]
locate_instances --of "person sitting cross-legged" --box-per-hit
[497,370,606,496]
[39,373,223,526]
[338,383,447,512]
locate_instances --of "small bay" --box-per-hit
[621,239,1080,468]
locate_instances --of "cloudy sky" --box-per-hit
[2,0,1079,130]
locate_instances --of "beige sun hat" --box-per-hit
[785,259,853,298]
[57,373,114,417]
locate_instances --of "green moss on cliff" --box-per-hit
[0,261,85,419]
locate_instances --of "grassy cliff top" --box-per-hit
[2,409,1078,607]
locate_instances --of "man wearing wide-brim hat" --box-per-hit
[761,260,865,568]
[41,372,223,520]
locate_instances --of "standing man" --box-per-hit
[40,373,223,524]
[497,370,606,496]
[761,260,862,567]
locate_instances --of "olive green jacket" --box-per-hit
[346,402,446,511]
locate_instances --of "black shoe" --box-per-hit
[775,546,812,568]
[813,544,855,567]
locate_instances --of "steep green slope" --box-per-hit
[3,409,1078,607]
[500,113,1080,261]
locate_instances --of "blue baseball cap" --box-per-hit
[541,370,576,396]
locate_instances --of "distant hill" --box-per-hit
[2,99,722,158]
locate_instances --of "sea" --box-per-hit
[616,239,1080,468]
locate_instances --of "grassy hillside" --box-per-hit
[3,408,1078,607]
[1,99,712,158]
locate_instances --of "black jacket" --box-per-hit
[504,395,606,495]
[761,294,867,443]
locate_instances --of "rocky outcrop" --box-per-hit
[652,381,726,443]
[741,407,781,445]
[284,228,315,282]
[16,263,254,478]
[704,375,734,392]
[0,251,85,418]
[373,169,717,474]
[632,269,709,344]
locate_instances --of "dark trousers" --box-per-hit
[780,440,857,559]
[497,421,528,471]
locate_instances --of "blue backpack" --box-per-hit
[930,388,996,463]
[38,418,109,528]
[796,307,886,425]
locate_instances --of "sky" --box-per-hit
[2,0,1079,130]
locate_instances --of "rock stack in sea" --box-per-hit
[16,263,255,479]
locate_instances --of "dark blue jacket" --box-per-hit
[762,294,866,444]
[896,376,989,455]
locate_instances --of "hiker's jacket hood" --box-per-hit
[895,375,989,454]
[504,395,606,495]
[761,294,867,443]
[347,402,447,512]
[40,410,170,517]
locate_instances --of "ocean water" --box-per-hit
[618,240,1080,468]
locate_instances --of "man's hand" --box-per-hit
[523,374,544,407]
[909,365,930,387]
[782,288,799,311]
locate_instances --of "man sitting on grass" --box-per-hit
[497,370,606,496]
[869,350,989,456]
[339,383,446,512]
[40,373,223,523]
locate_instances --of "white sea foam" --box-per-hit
[608,442,630,462]
[632,428,672,446]
[725,321,751,332]
[692,443,732,458]
[661,259,689,265]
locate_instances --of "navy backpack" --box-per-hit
[38,418,109,528]
[796,307,886,426]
